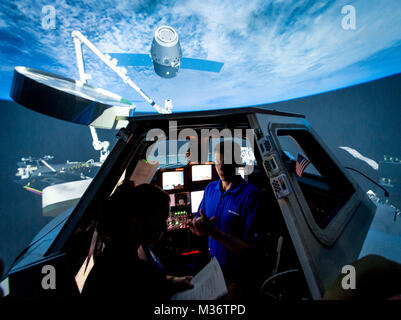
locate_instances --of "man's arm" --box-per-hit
[191,211,256,257]
[210,224,255,257]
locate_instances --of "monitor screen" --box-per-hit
[191,190,204,213]
[162,171,184,190]
[192,165,212,182]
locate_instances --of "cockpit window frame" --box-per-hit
[269,122,361,246]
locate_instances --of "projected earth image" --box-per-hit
[0,0,401,110]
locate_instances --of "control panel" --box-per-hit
[152,164,214,275]
[157,164,213,231]
[254,128,292,200]
[167,192,193,230]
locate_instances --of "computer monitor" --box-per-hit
[162,170,184,190]
[191,164,212,182]
[191,190,204,213]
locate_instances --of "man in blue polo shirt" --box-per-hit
[190,141,263,289]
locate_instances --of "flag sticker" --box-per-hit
[296,154,311,177]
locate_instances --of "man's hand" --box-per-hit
[169,276,194,292]
[190,210,215,236]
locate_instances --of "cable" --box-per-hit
[344,166,389,198]
[260,269,299,296]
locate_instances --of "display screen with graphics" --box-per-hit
[162,171,184,190]
[191,190,204,213]
[192,164,212,182]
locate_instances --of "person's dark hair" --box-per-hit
[100,182,170,239]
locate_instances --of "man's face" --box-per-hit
[214,151,236,182]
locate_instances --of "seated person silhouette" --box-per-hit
[82,182,193,300]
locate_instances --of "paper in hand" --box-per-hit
[171,257,227,300]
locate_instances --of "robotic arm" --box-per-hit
[89,126,110,163]
[72,30,174,162]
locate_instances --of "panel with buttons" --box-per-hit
[262,154,282,178]
[270,173,291,199]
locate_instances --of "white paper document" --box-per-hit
[171,257,228,300]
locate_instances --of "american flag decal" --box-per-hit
[296,154,311,177]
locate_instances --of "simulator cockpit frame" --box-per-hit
[5,107,376,300]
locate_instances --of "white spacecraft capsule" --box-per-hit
[150,25,182,78]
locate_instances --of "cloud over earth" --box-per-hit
[0,0,400,111]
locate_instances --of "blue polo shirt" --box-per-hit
[197,177,262,276]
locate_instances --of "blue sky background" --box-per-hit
[1,0,401,112]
